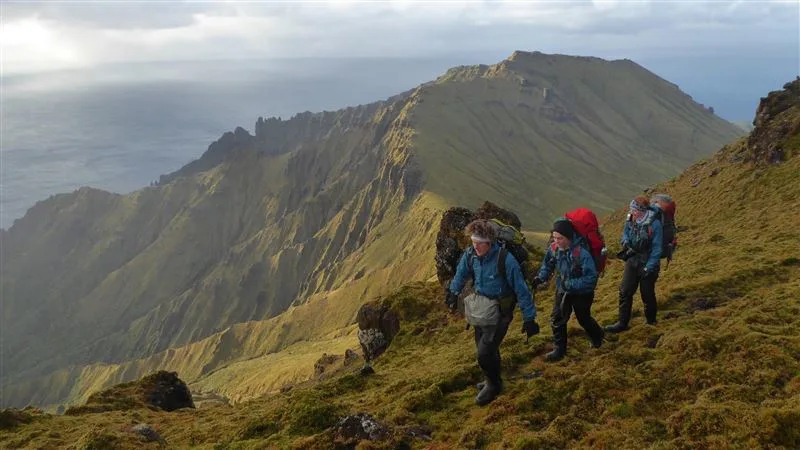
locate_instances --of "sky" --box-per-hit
[2,1,797,72]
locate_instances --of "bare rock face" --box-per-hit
[357,329,388,363]
[434,207,474,286]
[748,78,800,164]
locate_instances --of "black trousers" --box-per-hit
[619,257,659,325]
[550,291,604,345]
[474,311,513,387]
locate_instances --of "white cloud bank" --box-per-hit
[1,0,798,75]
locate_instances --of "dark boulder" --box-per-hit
[356,301,400,362]
[65,370,194,415]
[131,423,165,444]
[435,201,531,287]
[142,371,195,412]
[334,413,388,443]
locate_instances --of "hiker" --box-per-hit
[605,196,662,333]
[445,219,539,406]
[534,218,604,361]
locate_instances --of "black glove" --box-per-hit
[522,320,540,337]
[444,291,458,311]
[532,277,544,289]
[617,245,634,261]
[642,267,657,279]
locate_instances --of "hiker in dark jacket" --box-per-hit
[446,219,539,406]
[534,218,604,361]
[606,196,663,333]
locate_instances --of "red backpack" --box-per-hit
[564,208,608,274]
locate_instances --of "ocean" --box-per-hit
[1,58,470,229]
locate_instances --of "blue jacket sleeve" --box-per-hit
[567,248,598,292]
[646,220,662,271]
[621,220,631,247]
[537,247,555,282]
[449,251,471,294]
[504,253,536,321]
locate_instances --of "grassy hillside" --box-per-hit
[2,80,798,449]
[1,51,742,410]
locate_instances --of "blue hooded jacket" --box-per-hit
[621,209,663,272]
[449,243,536,321]
[537,237,598,294]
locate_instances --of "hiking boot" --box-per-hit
[475,382,500,406]
[545,325,567,362]
[604,322,629,333]
[590,329,605,349]
[545,348,565,362]
[476,379,503,393]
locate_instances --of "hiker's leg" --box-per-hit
[573,292,604,347]
[476,324,501,388]
[491,312,513,388]
[547,291,570,361]
[475,313,512,406]
[640,270,659,324]
[613,258,639,329]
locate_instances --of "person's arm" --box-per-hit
[504,253,536,321]
[449,250,471,294]
[566,247,598,292]
[536,247,555,282]
[621,220,631,247]
[646,220,663,271]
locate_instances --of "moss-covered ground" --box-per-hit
[3,132,799,448]
[3,82,799,449]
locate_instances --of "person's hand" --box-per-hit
[532,277,544,290]
[523,320,540,337]
[444,291,458,311]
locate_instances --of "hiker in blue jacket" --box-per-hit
[534,218,604,362]
[445,219,539,406]
[606,196,662,333]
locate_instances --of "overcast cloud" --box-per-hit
[2,1,798,75]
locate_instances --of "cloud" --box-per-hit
[1,0,797,75]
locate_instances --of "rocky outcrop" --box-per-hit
[356,302,400,362]
[65,371,194,415]
[435,201,530,287]
[334,413,388,444]
[747,78,800,164]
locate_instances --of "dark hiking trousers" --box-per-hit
[550,291,604,347]
[474,311,513,387]
[619,257,659,325]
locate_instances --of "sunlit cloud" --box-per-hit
[1,0,797,75]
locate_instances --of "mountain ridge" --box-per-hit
[1,51,742,410]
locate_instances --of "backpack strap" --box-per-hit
[572,246,583,276]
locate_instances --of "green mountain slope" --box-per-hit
[3,79,798,450]
[1,52,741,410]
[413,51,740,223]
